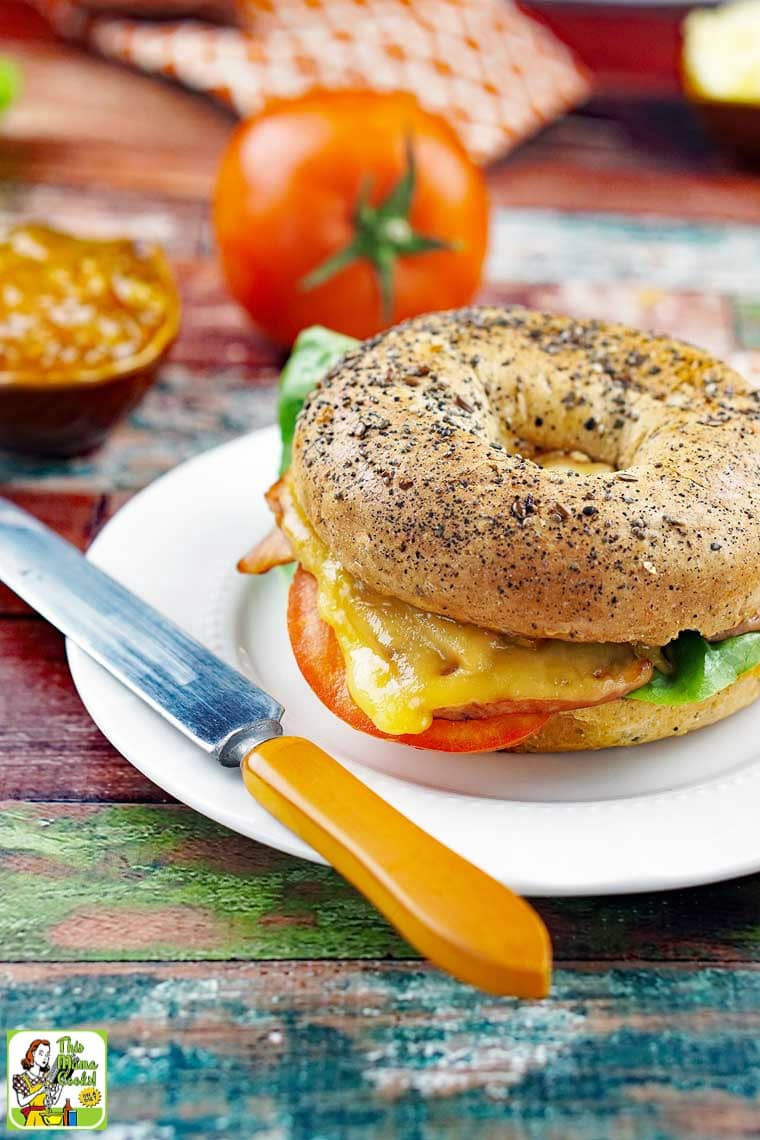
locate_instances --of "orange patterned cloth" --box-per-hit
[33,0,589,163]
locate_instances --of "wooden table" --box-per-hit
[2,4,760,1135]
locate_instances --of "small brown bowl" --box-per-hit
[689,96,760,168]
[0,226,181,458]
[681,10,760,172]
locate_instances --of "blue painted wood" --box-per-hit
[488,209,760,295]
[1,963,758,1139]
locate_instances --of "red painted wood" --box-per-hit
[171,258,284,372]
[0,619,173,802]
[1,35,233,201]
[0,491,103,615]
[489,159,760,222]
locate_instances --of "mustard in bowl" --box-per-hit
[0,224,180,456]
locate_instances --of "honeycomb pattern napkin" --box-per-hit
[34,0,589,163]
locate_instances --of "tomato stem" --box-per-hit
[300,138,453,323]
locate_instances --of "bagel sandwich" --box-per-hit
[240,310,760,752]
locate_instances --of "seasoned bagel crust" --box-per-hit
[292,307,760,644]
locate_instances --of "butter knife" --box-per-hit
[0,496,551,997]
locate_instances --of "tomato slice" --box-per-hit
[287,567,551,753]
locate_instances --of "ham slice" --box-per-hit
[237,477,296,574]
[237,527,294,574]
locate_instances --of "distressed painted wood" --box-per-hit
[1,962,759,1138]
[0,5,233,199]
[0,621,170,803]
[0,490,103,613]
[0,803,411,961]
[1,803,760,964]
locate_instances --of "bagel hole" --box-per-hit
[439,658,460,677]
[534,449,615,475]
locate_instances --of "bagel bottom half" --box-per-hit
[515,668,760,752]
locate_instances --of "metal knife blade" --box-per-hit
[0,496,283,765]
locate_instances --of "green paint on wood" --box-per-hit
[1,963,759,1139]
[731,296,760,349]
[0,804,411,961]
[2,803,760,963]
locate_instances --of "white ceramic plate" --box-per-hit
[68,427,760,896]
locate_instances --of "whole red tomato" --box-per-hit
[213,91,489,345]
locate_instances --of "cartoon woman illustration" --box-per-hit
[11,1039,62,1126]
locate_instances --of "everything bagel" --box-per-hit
[293,307,760,646]
[240,306,760,752]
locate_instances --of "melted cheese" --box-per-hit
[281,485,645,736]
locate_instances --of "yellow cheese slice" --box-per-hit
[281,482,647,737]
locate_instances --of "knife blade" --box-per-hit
[0,496,283,764]
[0,494,552,998]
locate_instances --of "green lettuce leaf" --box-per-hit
[278,325,357,474]
[627,629,760,705]
[0,59,20,114]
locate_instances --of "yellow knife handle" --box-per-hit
[242,735,551,998]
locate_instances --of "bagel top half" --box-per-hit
[292,306,760,646]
